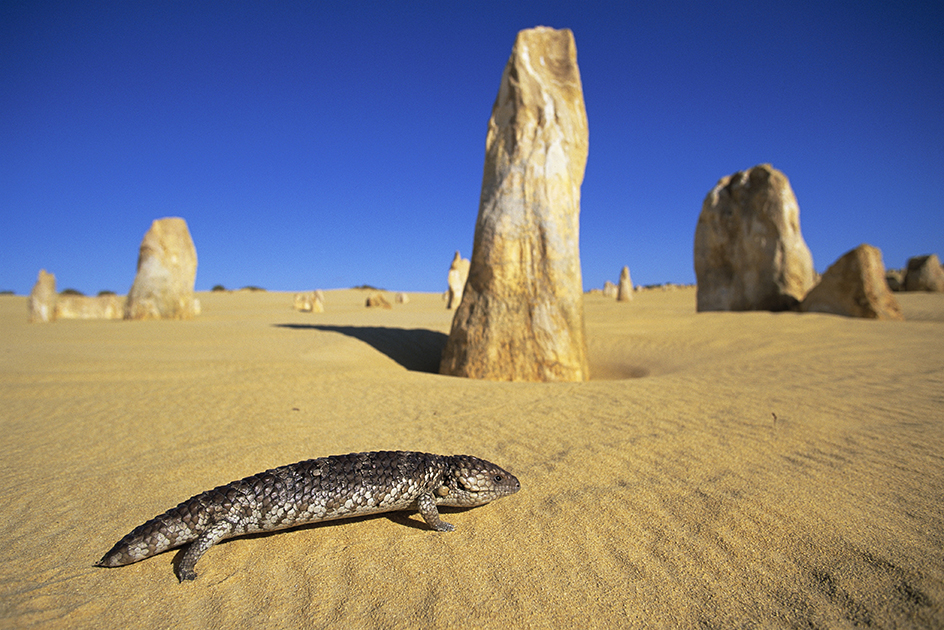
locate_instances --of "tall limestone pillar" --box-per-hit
[440,27,589,382]
[617,266,633,301]
[27,269,57,323]
[124,217,199,320]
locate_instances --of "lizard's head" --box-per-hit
[434,455,520,507]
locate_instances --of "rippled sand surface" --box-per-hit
[1,288,942,628]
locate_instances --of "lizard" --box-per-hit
[97,450,520,581]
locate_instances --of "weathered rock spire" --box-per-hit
[440,26,589,382]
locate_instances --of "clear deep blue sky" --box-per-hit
[2,1,942,295]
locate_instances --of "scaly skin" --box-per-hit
[97,451,520,581]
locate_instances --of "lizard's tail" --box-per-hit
[97,497,207,568]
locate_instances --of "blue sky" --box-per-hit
[2,1,942,295]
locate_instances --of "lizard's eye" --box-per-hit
[493,474,504,483]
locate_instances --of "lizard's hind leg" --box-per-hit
[176,519,235,581]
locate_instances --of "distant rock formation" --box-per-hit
[903,254,944,292]
[602,281,618,298]
[28,270,124,321]
[124,218,199,320]
[27,270,57,323]
[694,164,816,312]
[293,293,310,312]
[800,244,903,320]
[885,269,904,292]
[293,291,324,313]
[366,293,392,309]
[446,251,470,309]
[56,293,124,320]
[637,283,691,292]
[440,26,590,382]
[617,266,633,302]
[396,292,410,304]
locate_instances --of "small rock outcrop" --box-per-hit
[617,266,633,301]
[445,251,470,309]
[903,254,944,292]
[885,269,904,292]
[366,293,392,309]
[800,244,903,320]
[396,292,410,304]
[694,164,816,312]
[27,270,57,323]
[602,281,618,298]
[125,218,199,320]
[56,293,124,320]
[440,26,590,382]
[293,291,324,313]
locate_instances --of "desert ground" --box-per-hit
[1,287,942,628]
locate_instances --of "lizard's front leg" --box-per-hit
[416,492,454,532]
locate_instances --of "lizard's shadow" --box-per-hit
[171,507,475,573]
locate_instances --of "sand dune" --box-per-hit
[1,288,942,628]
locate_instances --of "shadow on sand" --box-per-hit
[276,324,651,380]
[275,324,448,373]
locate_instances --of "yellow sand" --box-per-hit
[1,288,942,628]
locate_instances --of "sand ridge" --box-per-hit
[0,288,942,628]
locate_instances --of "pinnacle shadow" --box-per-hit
[275,324,448,373]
